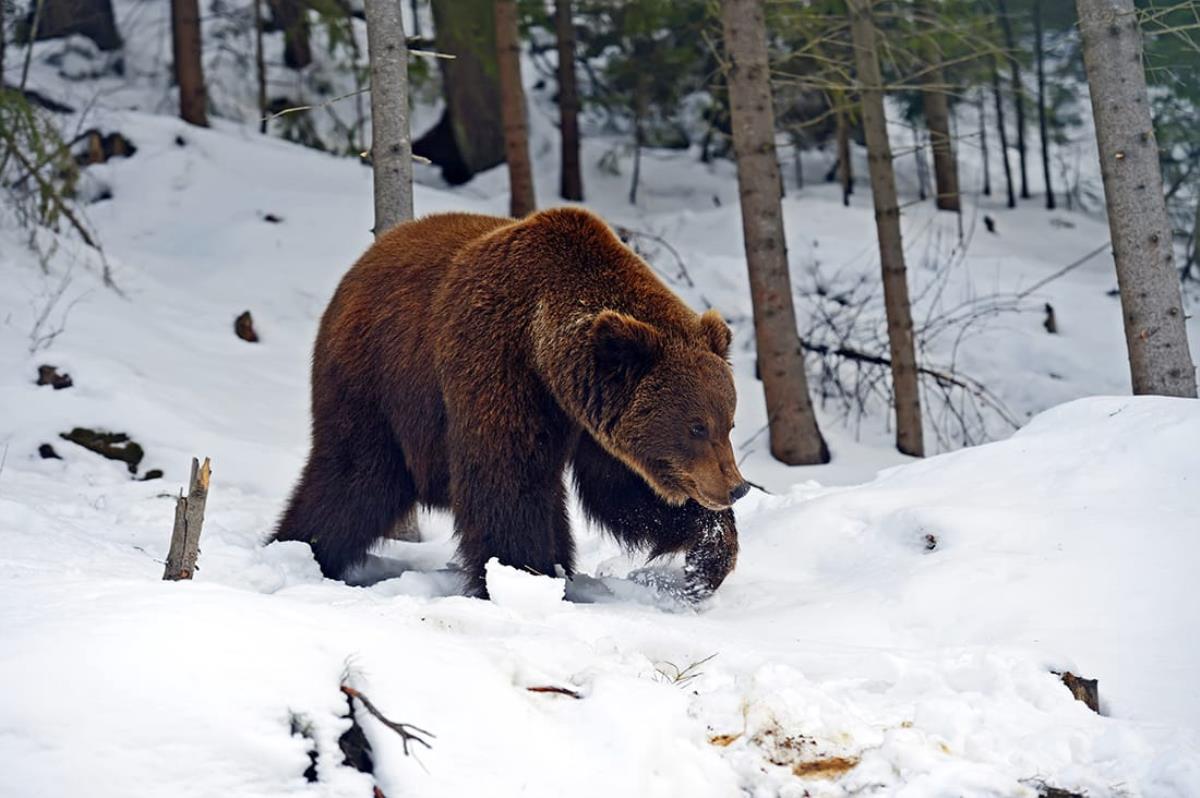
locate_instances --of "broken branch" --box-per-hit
[163,457,210,580]
[340,685,435,755]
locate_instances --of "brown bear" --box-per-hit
[273,207,749,599]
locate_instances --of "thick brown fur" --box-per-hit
[273,207,748,598]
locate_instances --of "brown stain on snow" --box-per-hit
[791,755,860,779]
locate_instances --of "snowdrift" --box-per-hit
[1,396,1197,797]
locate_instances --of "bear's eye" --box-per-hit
[689,422,708,440]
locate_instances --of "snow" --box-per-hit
[485,558,567,611]
[2,4,1200,796]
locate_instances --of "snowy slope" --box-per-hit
[3,6,1200,796]
[1,106,1198,798]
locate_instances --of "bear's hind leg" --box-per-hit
[274,419,416,579]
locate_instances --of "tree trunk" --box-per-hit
[495,0,535,217]
[1033,0,1055,209]
[915,0,959,211]
[1189,198,1200,281]
[255,0,267,134]
[170,0,208,127]
[836,99,852,207]
[1,0,6,77]
[848,0,924,457]
[979,92,992,196]
[792,131,804,190]
[914,128,928,202]
[629,71,646,205]
[991,57,1015,208]
[24,0,121,50]
[996,0,1029,200]
[415,0,504,184]
[1077,0,1196,397]
[268,0,312,70]
[719,0,829,465]
[364,0,414,235]
[555,0,583,201]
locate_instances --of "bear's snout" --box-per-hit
[686,443,747,511]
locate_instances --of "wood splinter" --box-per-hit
[163,457,211,580]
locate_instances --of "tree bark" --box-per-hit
[268,0,312,70]
[914,128,928,202]
[415,0,504,184]
[555,0,583,201]
[1077,0,1196,397]
[495,0,535,217]
[1033,0,1055,209]
[255,0,267,134]
[991,56,1015,208]
[364,0,414,234]
[835,98,852,207]
[170,0,208,127]
[629,70,646,205]
[914,0,959,211]
[1190,198,1200,281]
[979,92,992,196]
[719,0,828,465]
[996,0,1029,200]
[848,0,924,457]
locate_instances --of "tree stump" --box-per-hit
[163,457,211,581]
[1059,671,1100,713]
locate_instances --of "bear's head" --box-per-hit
[590,308,749,511]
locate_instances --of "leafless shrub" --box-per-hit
[796,217,1027,450]
[27,257,89,354]
[1,88,117,291]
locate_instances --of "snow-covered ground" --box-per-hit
[3,6,1200,797]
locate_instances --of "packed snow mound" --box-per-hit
[1,397,1197,797]
[485,558,567,612]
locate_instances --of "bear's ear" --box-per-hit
[699,309,732,360]
[591,310,662,370]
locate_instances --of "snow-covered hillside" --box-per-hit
[3,5,1200,796]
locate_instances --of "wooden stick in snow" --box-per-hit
[340,685,435,755]
[163,457,211,580]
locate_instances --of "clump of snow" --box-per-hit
[485,558,566,612]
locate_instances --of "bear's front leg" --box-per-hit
[682,509,739,600]
[572,434,740,602]
[446,408,574,598]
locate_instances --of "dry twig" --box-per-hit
[340,685,435,756]
[526,685,583,699]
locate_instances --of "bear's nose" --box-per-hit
[729,482,751,504]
